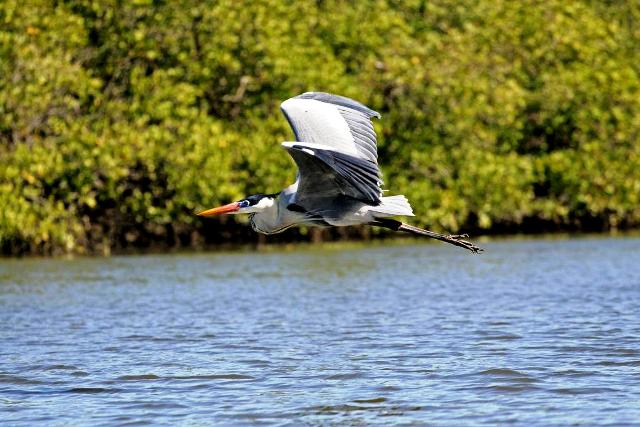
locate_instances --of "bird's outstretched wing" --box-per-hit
[280,92,383,205]
[282,142,382,204]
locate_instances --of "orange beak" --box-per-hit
[196,202,240,217]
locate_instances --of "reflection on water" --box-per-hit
[1,237,639,425]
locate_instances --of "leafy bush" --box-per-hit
[1,0,639,254]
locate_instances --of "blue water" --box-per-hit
[1,237,639,425]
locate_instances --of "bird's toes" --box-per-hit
[459,239,483,254]
[469,243,484,254]
[447,234,470,240]
[444,233,483,253]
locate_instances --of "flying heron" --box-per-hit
[197,92,482,253]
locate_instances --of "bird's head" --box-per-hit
[196,193,278,217]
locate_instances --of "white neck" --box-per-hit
[250,199,284,234]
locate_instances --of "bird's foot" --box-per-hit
[446,234,469,239]
[446,234,483,254]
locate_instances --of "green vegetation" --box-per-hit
[1,0,639,255]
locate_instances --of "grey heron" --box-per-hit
[197,92,482,253]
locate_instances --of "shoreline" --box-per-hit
[3,229,639,259]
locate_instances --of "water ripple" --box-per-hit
[1,237,640,425]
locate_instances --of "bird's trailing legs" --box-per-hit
[373,219,483,253]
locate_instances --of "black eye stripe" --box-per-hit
[239,193,277,207]
[246,195,264,206]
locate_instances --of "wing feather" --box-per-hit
[282,142,382,205]
[335,106,378,162]
[279,92,384,212]
[281,92,381,163]
[294,92,380,119]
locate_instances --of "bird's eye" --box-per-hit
[239,200,250,208]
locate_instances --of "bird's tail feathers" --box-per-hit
[370,195,414,217]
